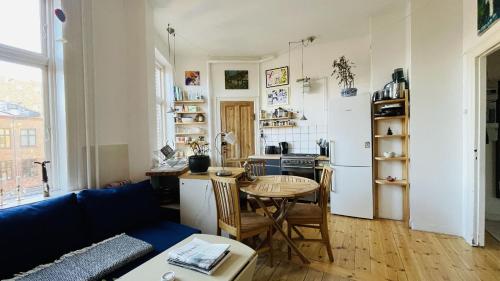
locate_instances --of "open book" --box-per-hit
[167,238,231,275]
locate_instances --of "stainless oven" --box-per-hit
[280,153,318,202]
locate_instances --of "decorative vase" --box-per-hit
[341,87,358,97]
[188,155,210,173]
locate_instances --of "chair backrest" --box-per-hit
[211,176,241,236]
[319,166,333,218]
[240,159,266,177]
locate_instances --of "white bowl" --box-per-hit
[383,152,396,158]
[181,117,193,123]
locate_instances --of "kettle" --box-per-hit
[279,142,289,154]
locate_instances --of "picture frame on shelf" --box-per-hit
[266,66,289,88]
[267,87,289,107]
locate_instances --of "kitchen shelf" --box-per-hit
[175,122,207,125]
[374,156,408,161]
[374,179,408,185]
[176,111,205,114]
[261,125,296,128]
[372,89,410,226]
[174,100,205,104]
[374,134,407,138]
[175,132,207,136]
[373,98,405,105]
[374,115,405,121]
[259,116,294,121]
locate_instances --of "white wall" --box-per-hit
[87,0,155,184]
[410,0,464,235]
[369,1,410,220]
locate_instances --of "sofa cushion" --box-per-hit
[0,194,88,279]
[127,221,200,254]
[77,180,160,242]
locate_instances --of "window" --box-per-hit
[0,161,13,180]
[22,159,38,178]
[0,0,43,53]
[0,0,54,197]
[0,129,11,148]
[20,129,37,147]
[155,60,173,150]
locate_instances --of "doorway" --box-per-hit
[220,101,255,163]
[485,50,500,242]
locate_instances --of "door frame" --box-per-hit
[464,30,500,246]
[215,97,260,162]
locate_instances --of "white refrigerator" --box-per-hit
[328,93,373,219]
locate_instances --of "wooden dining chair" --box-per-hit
[285,166,334,262]
[239,160,279,212]
[211,176,274,266]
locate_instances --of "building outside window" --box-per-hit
[0,128,11,148]
[0,0,62,199]
[22,159,38,178]
[0,161,13,180]
[20,129,36,147]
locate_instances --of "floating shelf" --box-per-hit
[374,179,408,185]
[373,98,405,105]
[175,132,207,136]
[175,122,207,125]
[375,156,408,161]
[374,134,407,139]
[374,115,405,121]
[261,125,296,128]
[174,100,205,104]
[260,116,294,121]
[176,111,205,114]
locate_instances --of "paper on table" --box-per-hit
[167,238,230,271]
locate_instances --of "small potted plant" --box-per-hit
[188,140,210,173]
[331,55,357,97]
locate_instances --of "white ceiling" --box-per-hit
[152,0,399,58]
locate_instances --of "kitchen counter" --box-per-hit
[248,154,282,160]
[145,165,189,177]
[179,166,245,180]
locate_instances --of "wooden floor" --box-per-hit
[252,214,500,281]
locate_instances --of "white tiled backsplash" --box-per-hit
[261,124,327,154]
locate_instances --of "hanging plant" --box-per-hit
[331,56,357,96]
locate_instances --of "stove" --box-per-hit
[280,153,319,202]
[281,153,319,168]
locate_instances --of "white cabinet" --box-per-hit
[179,178,218,234]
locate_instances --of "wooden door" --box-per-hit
[220,101,255,163]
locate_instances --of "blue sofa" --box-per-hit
[0,180,200,280]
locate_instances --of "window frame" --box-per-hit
[0,128,11,149]
[154,49,174,151]
[0,0,61,197]
[20,128,37,147]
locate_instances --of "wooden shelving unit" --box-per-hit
[173,99,207,153]
[259,115,296,129]
[372,90,410,226]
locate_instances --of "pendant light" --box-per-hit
[166,24,177,114]
[289,36,315,121]
[299,40,307,121]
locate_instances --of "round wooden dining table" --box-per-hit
[239,175,319,264]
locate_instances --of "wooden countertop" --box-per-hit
[248,154,281,160]
[179,167,245,180]
[145,166,189,177]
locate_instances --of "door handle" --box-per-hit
[330,140,335,165]
[331,168,336,192]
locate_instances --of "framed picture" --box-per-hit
[185,71,200,86]
[267,87,289,107]
[266,66,289,88]
[478,0,499,34]
[225,70,249,89]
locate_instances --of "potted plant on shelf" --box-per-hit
[188,140,210,173]
[331,55,357,97]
